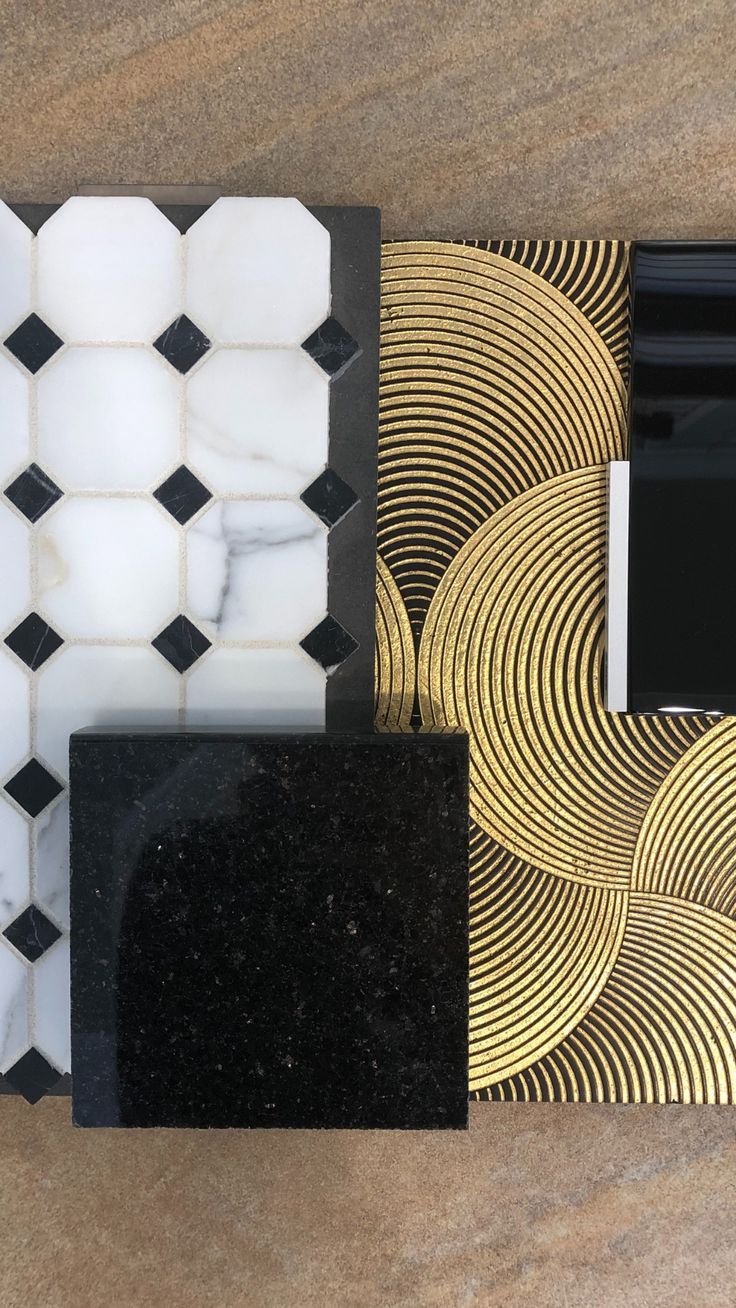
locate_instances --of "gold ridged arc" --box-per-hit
[468,825,628,1088]
[417,469,708,890]
[375,555,415,731]
[633,719,736,914]
[375,239,736,1102]
[379,242,627,635]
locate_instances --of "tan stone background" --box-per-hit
[1,1,736,1304]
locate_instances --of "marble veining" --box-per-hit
[0,195,371,1098]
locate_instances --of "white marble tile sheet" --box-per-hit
[34,937,71,1072]
[0,356,29,484]
[0,194,334,1090]
[0,799,30,928]
[185,646,326,728]
[0,202,31,336]
[0,504,30,633]
[36,197,180,342]
[0,943,28,1073]
[37,646,180,780]
[38,499,180,639]
[187,499,327,641]
[186,347,329,494]
[0,650,30,780]
[186,197,330,345]
[38,347,180,490]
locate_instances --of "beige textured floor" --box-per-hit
[2,1,736,1303]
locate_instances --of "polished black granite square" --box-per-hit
[70,731,468,1129]
[628,242,736,714]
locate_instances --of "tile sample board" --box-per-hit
[376,239,736,1103]
[0,197,379,1101]
[70,730,468,1130]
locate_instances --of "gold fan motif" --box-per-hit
[376,239,734,1102]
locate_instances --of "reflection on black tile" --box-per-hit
[70,731,468,1129]
[629,242,736,713]
[4,1048,62,1104]
[3,905,61,962]
[4,758,63,818]
[300,614,358,673]
[152,615,211,673]
[301,317,362,378]
[4,313,63,374]
[301,468,359,527]
[153,466,212,525]
[4,463,63,524]
[4,612,63,670]
[153,315,211,374]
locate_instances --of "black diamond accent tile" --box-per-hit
[4,1048,62,1104]
[3,904,61,962]
[4,758,63,818]
[301,316,362,378]
[300,468,359,528]
[153,315,211,374]
[4,313,63,374]
[7,203,62,234]
[4,463,63,524]
[153,466,212,525]
[155,203,213,235]
[300,615,358,673]
[5,612,63,670]
[152,615,211,674]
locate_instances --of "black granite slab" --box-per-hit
[70,731,468,1130]
[628,241,736,714]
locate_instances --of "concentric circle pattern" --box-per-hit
[379,242,627,637]
[376,240,736,1102]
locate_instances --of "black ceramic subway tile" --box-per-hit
[300,614,358,672]
[3,905,61,962]
[628,241,736,713]
[301,315,362,377]
[4,758,63,818]
[3,463,63,523]
[153,315,211,374]
[152,615,211,673]
[70,730,469,1129]
[4,612,64,671]
[153,465,212,524]
[300,467,359,528]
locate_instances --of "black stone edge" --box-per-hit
[307,206,380,732]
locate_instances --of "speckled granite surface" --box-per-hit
[2,0,736,1302]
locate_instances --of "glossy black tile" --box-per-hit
[301,316,362,378]
[300,614,358,672]
[4,612,64,670]
[152,615,211,673]
[153,465,212,525]
[70,731,468,1129]
[300,467,359,528]
[3,905,61,962]
[4,463,63,524]
[153,315,211,374]
[4,758,63,818]
[4,1048,62,1104]
[3,313,63,373]
[628,242,736,713]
